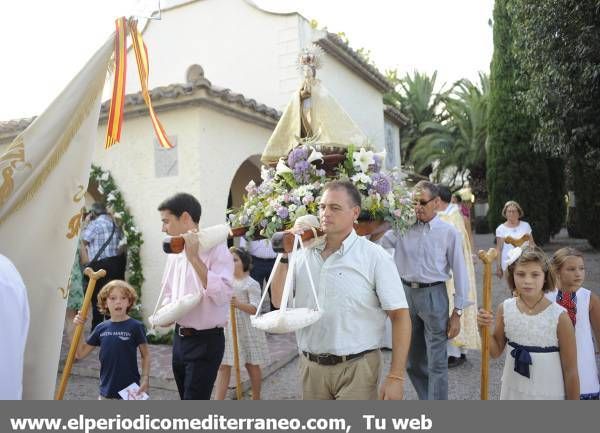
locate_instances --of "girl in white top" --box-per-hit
[214,247,270,400]
[478,246,579,399]
[549,248,600,399]
[495,200,535,279]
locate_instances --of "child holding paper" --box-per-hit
[75,280,150,399]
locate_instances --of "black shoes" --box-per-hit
[448,354,466,369]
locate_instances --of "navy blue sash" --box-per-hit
[508,341,559,378]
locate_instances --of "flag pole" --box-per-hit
[478,248,497,400]
[55,268,106,400]
[230,303,243,400]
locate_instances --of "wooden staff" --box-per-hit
[55,267,106,400]
[229,303,243,400]
[478,248,497,400]
[504,233,531,247]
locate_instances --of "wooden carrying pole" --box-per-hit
[478,248,497,400]
[229,304,243,400]
[55,267,106,400]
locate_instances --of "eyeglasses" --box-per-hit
[413,197,436,206]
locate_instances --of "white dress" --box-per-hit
[495,221,532,270]
[546,288,600,397]
[500,297,566,400]
[222,276,270,366]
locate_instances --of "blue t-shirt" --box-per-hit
[87,318,147,398]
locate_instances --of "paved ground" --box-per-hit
[58,229,599,400]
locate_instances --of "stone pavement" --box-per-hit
[58,330,298,399]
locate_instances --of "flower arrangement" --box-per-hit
[228,145,415,239]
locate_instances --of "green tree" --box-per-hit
[487,0,552,244]
[509,0,600,247]
[410,74,490,201]
[385,70,448,167]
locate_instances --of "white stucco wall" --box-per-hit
[92,105,272,321]
[125,0,386,148]
[126,0,301,111]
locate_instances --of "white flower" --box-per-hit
[118,237,128,248]
[113,212,123,220]
[307,148,323,164]
[353,148,375,172]
[106,192,116,202]
[288,204,298,212]
[503,246,523,271]
[100,171,110,181]
[351,172,372,184]
[375,149,387,164]
[276,158,292,175]
[130,226,138,234]
[260,166,271,181]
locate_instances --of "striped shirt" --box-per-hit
[82,214,122,261]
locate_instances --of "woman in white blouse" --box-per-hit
[495,200,536,278]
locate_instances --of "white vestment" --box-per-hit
[0,255,30,399]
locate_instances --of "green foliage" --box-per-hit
[410,74,490,199]
[146,329,173,345]
[508,0,600,247]
[487,0,552,244]
[385,70,449,165]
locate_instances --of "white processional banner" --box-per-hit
[0,35,114,399]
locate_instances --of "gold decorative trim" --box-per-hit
[66,207,85,239]
[0,63,109,227]
[73,185,86,202]
[0,136,32,207]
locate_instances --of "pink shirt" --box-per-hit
[160,242,233,330]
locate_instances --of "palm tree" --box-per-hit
[385,70,449,165]
[409,73,490,199]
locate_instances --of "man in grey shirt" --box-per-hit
[373,181,469,400]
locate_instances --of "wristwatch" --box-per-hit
[454,308,463,317]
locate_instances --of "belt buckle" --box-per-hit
[410,282,419,289]
[177,326,186,337]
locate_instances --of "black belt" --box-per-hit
[302,349,375,366]
[401,279,444,289]
[175,325,223,338]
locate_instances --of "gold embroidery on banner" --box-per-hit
[0,60,109,227]
[66,207,85,239]
[73,185,86,202]
[0,136,32,207]
[58,286,68,300]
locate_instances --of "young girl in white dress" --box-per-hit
[549,248,600,399]
[478,246,579,399]
[214,247,270,400]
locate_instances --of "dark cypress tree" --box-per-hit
[487,0,551,244]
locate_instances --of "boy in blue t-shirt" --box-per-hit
[75,280,150,399]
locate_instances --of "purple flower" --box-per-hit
[371,172,392,195]
[277,207,289,219]
[373,155,383,172]
[302,195,314,204]
[287,146,309,169]
[293,160,311,183]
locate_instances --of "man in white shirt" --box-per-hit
[0,254,30,399]
[271,180,411,400]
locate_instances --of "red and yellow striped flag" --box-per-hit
[129,19,174,149]
[104,17,127,149]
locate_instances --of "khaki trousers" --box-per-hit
[299,350,381,400]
